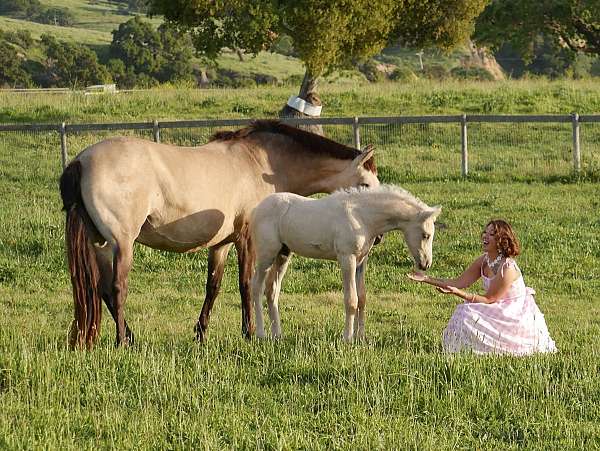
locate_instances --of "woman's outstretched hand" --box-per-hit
[407,272,427,282]
[436,285,459,295]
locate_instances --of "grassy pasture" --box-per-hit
[1,81,600,448]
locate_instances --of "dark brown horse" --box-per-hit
[59,120,379,348]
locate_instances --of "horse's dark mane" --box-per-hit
[210,120,376,173]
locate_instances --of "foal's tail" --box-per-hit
[59,160,102,349]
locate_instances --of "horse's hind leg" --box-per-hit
[354,256,368,340]
[95,246,135,345]
[111,240,134,347]
[264,246,292,339]
[338,254,358,342]
[195,243,233,342]
[236,226,255,339]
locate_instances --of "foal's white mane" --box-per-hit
[331,184,430,212]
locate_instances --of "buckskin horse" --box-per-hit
[59,120,379,348]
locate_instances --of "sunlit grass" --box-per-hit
[1,83,600,448]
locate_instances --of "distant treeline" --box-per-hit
[0,13,598,90]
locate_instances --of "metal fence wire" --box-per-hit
[1,115,599,184]
[1,114,598,291]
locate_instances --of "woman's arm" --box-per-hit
[437,262,519,304]
[408,255,483,289]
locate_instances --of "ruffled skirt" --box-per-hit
[442,288,557,355]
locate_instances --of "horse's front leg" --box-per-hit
[195,243,233,342]
[265,249,292,339]
[235,228,255,339]
[338,254,358,342]
[354,255,368,340]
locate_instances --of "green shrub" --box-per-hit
[390,66,418,82]
[358,59,385,83]
[422,63,450,80]
[33,7,74,26]
[450,66,495,81]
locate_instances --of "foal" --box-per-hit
[250,185,442,341]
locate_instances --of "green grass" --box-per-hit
[38,0,156,34]
[1,79,599,124]
[0,15,113,46]
[1,83,600,448]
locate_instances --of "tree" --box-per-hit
[474,0,600,59]
[109,17,194,87]
[156,23,194,83]
[0,0,43,17]
[34,7,75,27]
[40,34,111,88]
[110,16,163,77]
[0,40,31,87]
[148,0,488,127]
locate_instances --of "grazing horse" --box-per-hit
[59,120,379,349]
[250,185,441,341]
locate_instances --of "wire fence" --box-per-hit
[0,114,598,292]
[1,114,599,185]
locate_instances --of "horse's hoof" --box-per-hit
[114,337,132,348]
[194,323,207,343]
[126,329,135,346]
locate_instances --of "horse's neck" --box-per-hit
[356,194,421,235]
[264,147,347,195]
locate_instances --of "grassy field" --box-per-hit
[1,79,599,123]
[1,82,600,448]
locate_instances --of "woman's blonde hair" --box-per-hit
[486,219,521,257]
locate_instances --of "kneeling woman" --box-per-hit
[408,219,556,355]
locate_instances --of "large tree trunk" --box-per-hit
[465,40,505,81]
[279,70,324,136]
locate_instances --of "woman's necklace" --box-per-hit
[484,252,503,274]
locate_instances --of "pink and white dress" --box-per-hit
[442,259,557,355]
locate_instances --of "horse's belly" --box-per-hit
[288,241,337,260]
[136,214,233,252]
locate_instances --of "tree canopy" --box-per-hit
[109,17,194,87]
[0,39,31,88]
[148,0,488,97]
[474,0,600,58]
[40,34,111,88]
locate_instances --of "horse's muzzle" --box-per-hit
[418,261,432,271]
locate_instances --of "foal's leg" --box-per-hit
[264,248,292,338]
[111,239,134,347]
[354,256,368,340]
[251,260,272,339]
[96,246,134,345]
[338,254,358,342]
[195,243,233,342]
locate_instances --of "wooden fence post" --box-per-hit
[353,116,361,150]
[153,119,160,143]
[60,122,68,169]
[572,112,580,173]
[461,114,468,177]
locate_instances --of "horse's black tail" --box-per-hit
[59,160,102,350]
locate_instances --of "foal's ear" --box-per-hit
[353,145,375,168]
[427,206,442,221]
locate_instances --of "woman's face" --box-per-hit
[481,224,497,254]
